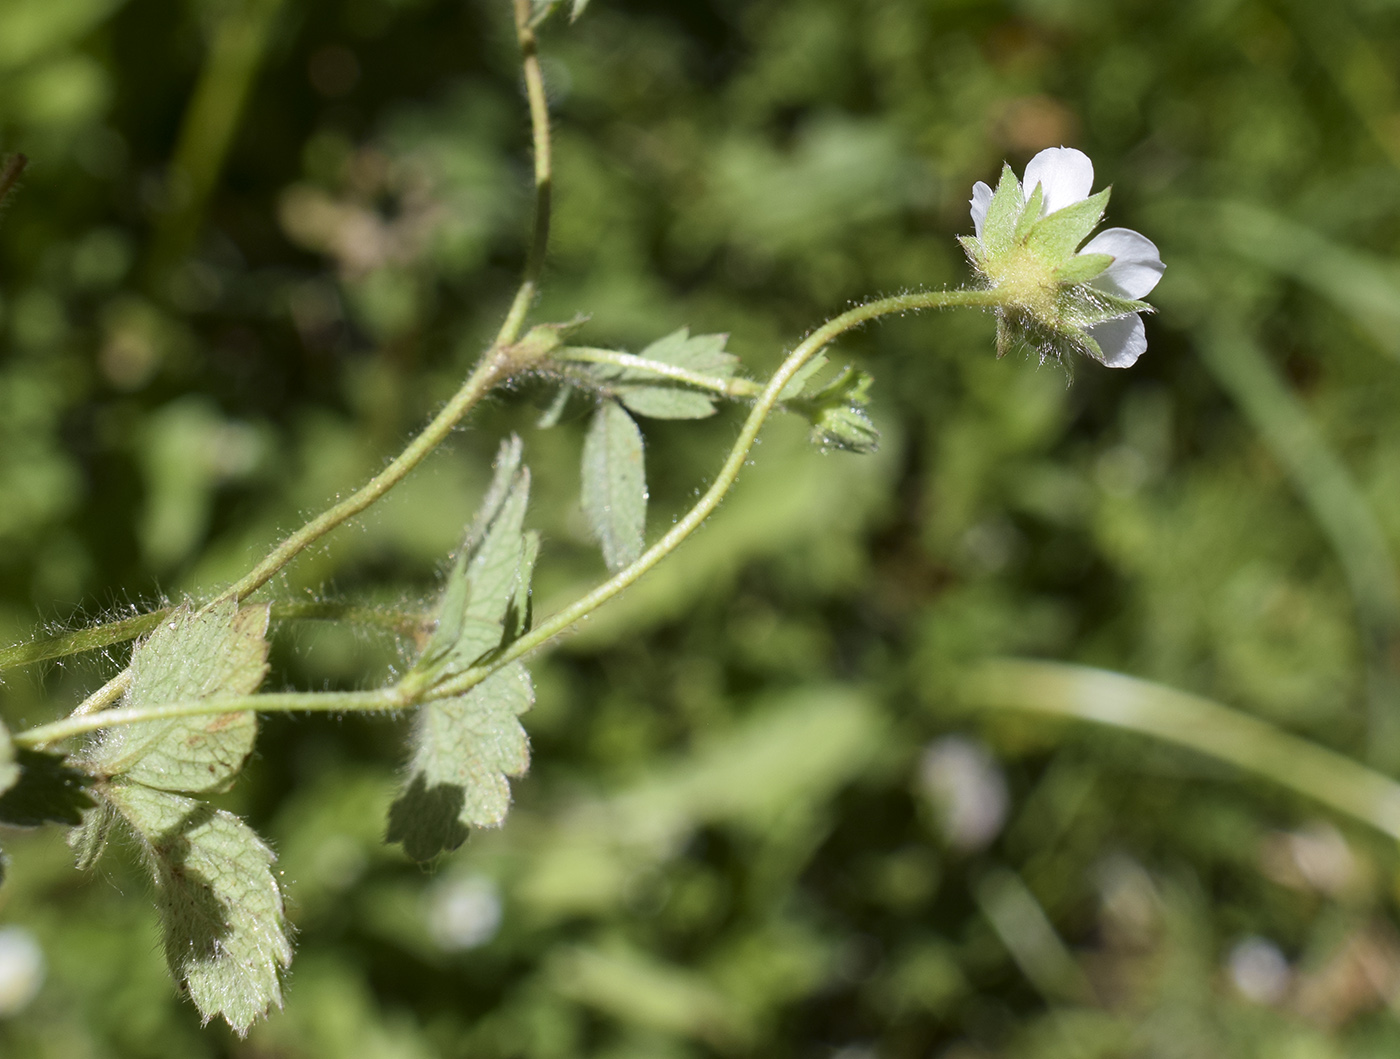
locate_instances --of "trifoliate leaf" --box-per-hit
[106,782,290,1035]
[582,400,647,571]
[1025,187,1110,262]
[422,436,532,677]
[85,600,269,794]
[982,164,1024,254]
[0,722,17,797]
[0,747,93,827]
[388,663,534,860]
[1054,252,1114,286]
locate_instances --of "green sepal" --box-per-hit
[779,354,830,401]
[1054,252,1114,286]
[1025,187,1110,262]
[982,164,1025,254]
[1013,182,1046,243]
[958,235,987,272]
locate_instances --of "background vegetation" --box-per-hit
[4,0,1400,1055]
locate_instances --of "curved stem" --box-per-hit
[495,0,553,349]
[218,346,510,602]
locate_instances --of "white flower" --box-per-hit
[964,147,1164,368]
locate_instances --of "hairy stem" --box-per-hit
[495,0,553,349]
[557,347,764,399]
[220,351,510,603]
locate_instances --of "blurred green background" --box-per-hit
[4,0,1400,1055]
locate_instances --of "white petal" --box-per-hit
[1021,147,1094,216]
[1087,313,1147,368]
[1081,227,1165,299]
[970,181,993,238]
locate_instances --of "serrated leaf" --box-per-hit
[982,164,1025,254]
[0,747,93,827]
[1025,187,1110,261]
[106,782,290,1035]
[605,329,739,421]
[537,383,573,428]
[85,600,269,794]
[1054,251,1114,285]
[424,436,532,675]
[0,722,17,797]
[779,354,830,401]
[582,400,647,571]
[388,663,534,860]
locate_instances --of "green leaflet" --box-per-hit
[594,328,739,420]
[388,662,535,861]
[68,798,117,872]
[422,435,532,676]
[105,781,291,1035]
[582,399,647,571]
[85,599,269,793]
[1024,187,1110,262]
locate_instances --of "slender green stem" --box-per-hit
[494,0,553,349]
[435,288,1000,699]
[558,347,763,399]
[219,351,510,603]
[71,671,133,718]
[962,658,1400,841]
[17,689,404,750]
[0,599,430,675]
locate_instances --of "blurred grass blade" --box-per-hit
[1215,202,1400,362]
[963,659,1400,841]
[148,0,287,279]
[975,868,1094,1005]
[1197,324,1400,753]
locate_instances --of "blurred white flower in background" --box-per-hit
[424,874,503,952]
[0,927,45,1016]
[918,736,1009,852]
[1228,936,1291,1005]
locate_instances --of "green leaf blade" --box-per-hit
[105,782,290,1035]
[582,400,647,571]
[388,663,535,861]
[86,600,270,794]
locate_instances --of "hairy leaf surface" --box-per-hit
[388,663,534,860]
[106,781,291,1035]
[423,435,532,676]
[591,328,738,420]
[86,600,269,793]
[582,400,646,571]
